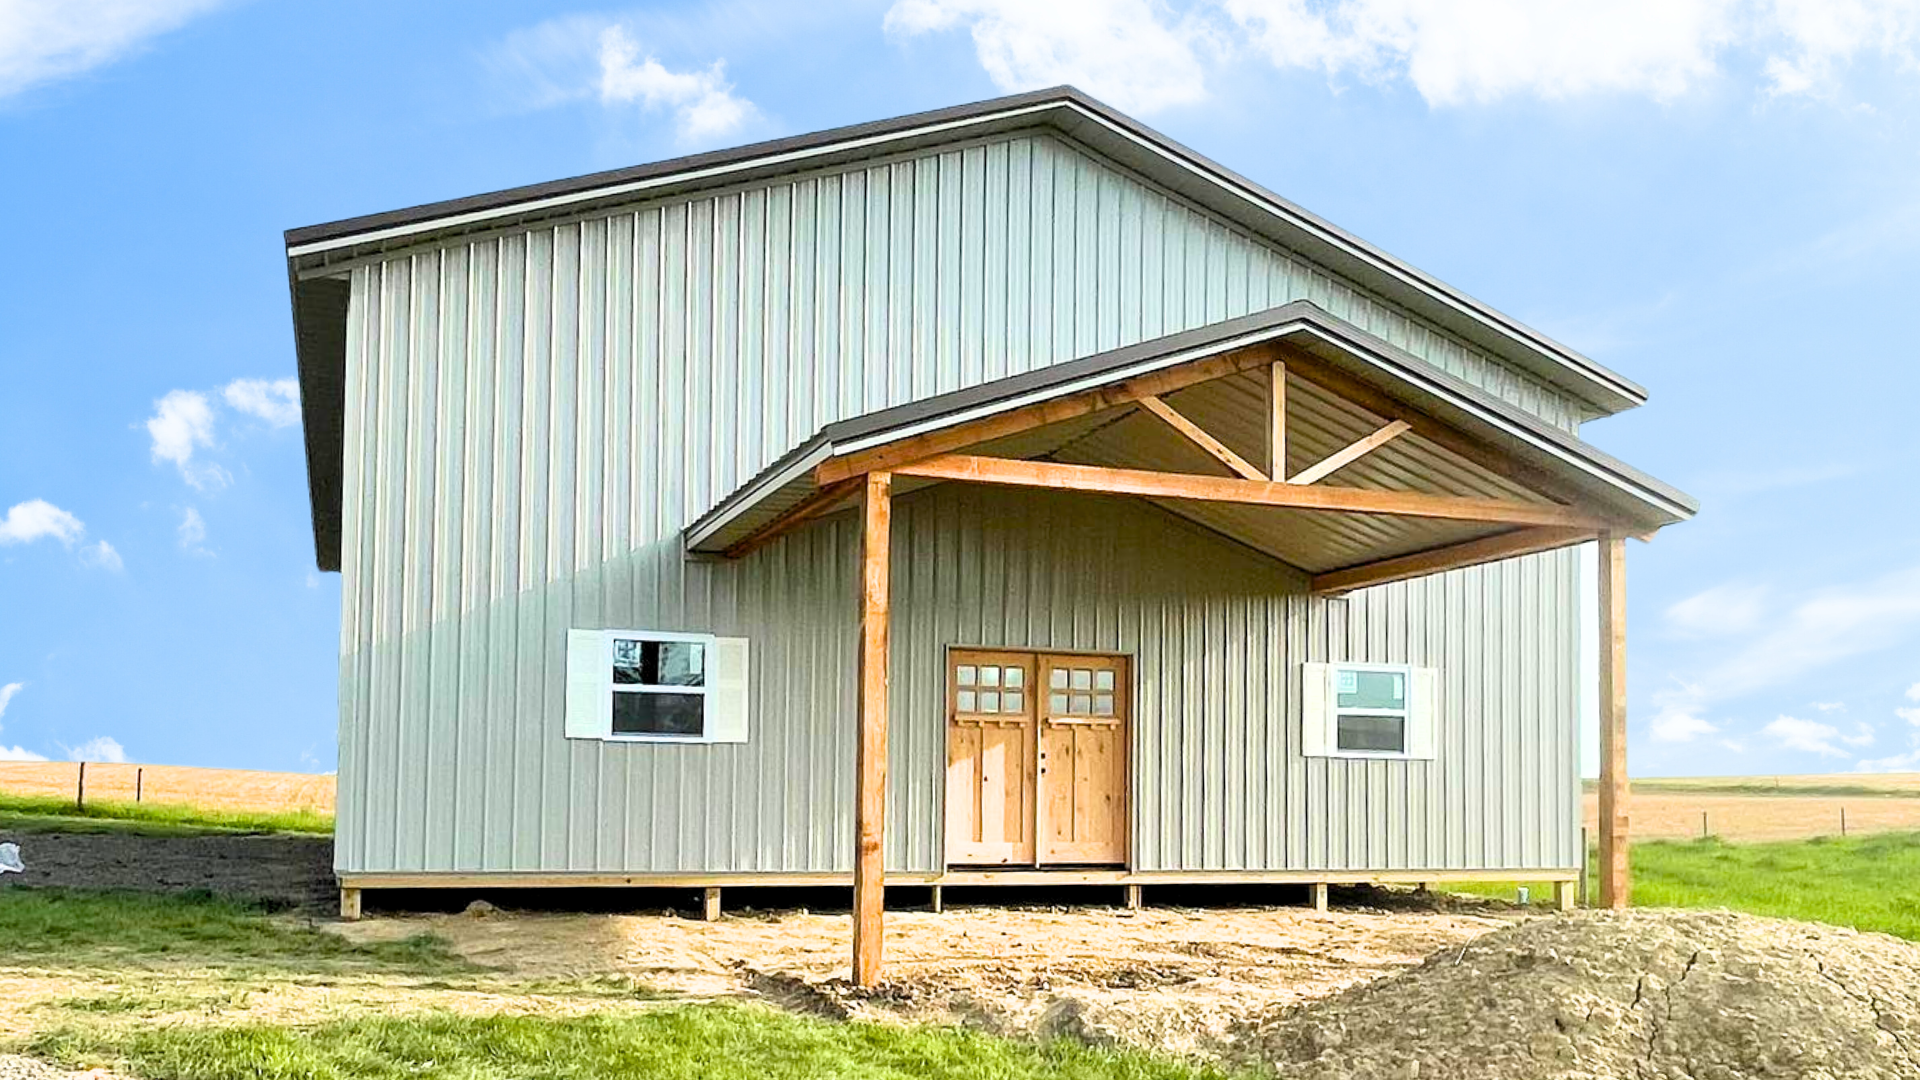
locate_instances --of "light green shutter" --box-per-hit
[565,630,608,740]
[708,637,750,744]
[1409,667,1439,759]
[1301,662,1330,757]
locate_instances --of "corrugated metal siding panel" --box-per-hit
[336,131,1585,876]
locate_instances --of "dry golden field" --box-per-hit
[0,761,334,813]
[1585,773,1920,842]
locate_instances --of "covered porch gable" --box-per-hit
[685,301,1694,985]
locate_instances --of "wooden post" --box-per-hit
[1701,811,1708,839]
[339,887,362,921]
[1578,826,1590,908]
[1269,361,1287,480]
[1123,884,1143,911]
[1554,880,1576,911]
[929,884,943,914]
[1310,882,1329,912]
[1841,808,1848,837]
[702,887,722,921]
[852,471,893,987]
[135,767,144,803]
[75,761,86,810]
[1597,533,1630,908]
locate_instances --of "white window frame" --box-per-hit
[605,629,716,743]
[1303,661,1437,761]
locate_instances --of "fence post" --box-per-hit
[1841,807,1848,837]
[1701,811,1708,839]
[1577,826,1591,908]
[136,767,144,803]
[76,761,87,810]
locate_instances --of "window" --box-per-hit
[565,630,749,744]
[1301,662,1436,760]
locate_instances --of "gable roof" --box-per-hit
[287,87,1655,570]
[685,301,1695,566]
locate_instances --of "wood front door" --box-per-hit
[945,649,1128,868]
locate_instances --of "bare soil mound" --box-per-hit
[1238,909,1920,1079]
[0,832,335,909]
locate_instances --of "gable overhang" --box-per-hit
[288,87,1656,572]
[685,302,1695,564]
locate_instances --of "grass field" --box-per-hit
[0,791,332,836]
[0,761,334,814]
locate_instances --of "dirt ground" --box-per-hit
[332,894,1516,1057]
[0,833,334,909]
[1582,790,1920,841]
[0,762,334,814]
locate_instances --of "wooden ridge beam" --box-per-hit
[721,477,862,559]
[895,454,1616,529]
[1311,526,1594,595]
[1136,394,1266,480]
[815,346,1279,486]
[1290,419,1413,485]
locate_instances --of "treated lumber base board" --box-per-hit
[337,867,1579,891]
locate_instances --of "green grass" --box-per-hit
[30,1005,1245,1080]
[1456,831,1920,941]
[0,791,333,836]
[1618,779,1920,799]
[0,889,461,973]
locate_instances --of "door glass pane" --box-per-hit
[1004,667,1024,688]
[1072,669,1092,690]
[1050,668,1069,689]
[957,665,976,686]
[1337,669,1405,710]
[1093,693,1115,716]
[1094,669,1115,691]
[1070,693,1092,714]
[1336,714,1406,753]
[980,691,1001,713]
[958,689,977,713]
[612,692,705,736]
[1049,692,1069,713]
[980,666,1000,687]
[1004,691,1023,713]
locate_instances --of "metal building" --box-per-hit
[285,88,1693,984]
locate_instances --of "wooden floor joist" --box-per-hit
[335,867,1581,891]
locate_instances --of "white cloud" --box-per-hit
[1650,699,1720,743]
[0,682,21,721]
[79,539,123,573]
[64,736,127,764]
[1718,738,1747,753]
[598,25,754,140]
[1687,566,1920,703]
[1762,714,1852,757]
[1908,682,1920,701]
[1763,0,1920,98]
[1665,582,1769,638]
[0,499,85,546]
[884,0,1212,114]
[178,506,206,550]
[0,0,229,99]
[146,389,227,490]
[0,745,48,762]
[1843,721,1876,747]
[222,378,301,428]
[1811,701,1846,712]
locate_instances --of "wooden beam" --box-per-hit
[720,477,862,559]
[853,471,893,987]
[1311,526,1594,595]
[1289,420,1413,485]
[814,347,1278,485]
[336,866,1580,890]
[1269,361,1287,481]
[895,454,1614,529]
[1279,349,1593,507]
[1136,395,1267,480]
[1597,532,1630,909]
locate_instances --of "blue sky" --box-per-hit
[2,0,1918,777]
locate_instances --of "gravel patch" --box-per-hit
[0,832,334,909]
[1237,908,1920,1079]
[0,1054,128,1079]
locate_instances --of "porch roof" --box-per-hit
[684,302,1696,580]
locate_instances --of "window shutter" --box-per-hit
[1409,666,1440,760]
[1300,662,1331,757]
[708,636,750,744]
[564,630,608,740]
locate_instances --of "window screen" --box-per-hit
[610,636,708,737]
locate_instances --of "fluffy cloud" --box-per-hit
[1685,567,1920,704]
[222,378,301,428]
[1649,692,1719,743]
[178,507,207,550]
[597,26,755,140]
[0,745,48,762]
[146,389,226,490]
[884,0,1212,114]
[0,500,85,546]
[0,500,121,571]
[1762,714,1853,757]
[1811,701,1846,712]
[0,682,21,721]
[0,0,228,99]
[64,736,127,764]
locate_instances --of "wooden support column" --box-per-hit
[1310,882,1329,912]
[853,472,893,987]
[1597,532,1630,909]
[339,887,362,921]
[702,887,722,921]
[1269,362,1287,480]
[1123,884,1143,911]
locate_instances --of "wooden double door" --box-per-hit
[945,649,1129,867]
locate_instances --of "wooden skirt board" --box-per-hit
[945,649,1128,868]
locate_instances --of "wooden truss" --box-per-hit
[720,343,1639,985]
